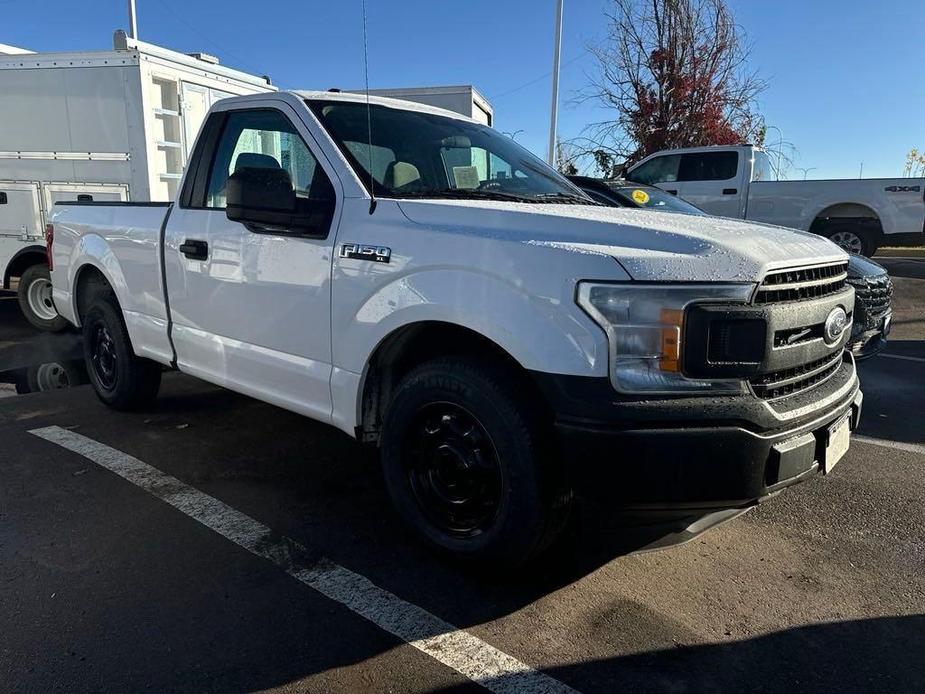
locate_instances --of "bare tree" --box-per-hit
[555,138,580,175]
[904,148,925,177]
[572,0,767,176]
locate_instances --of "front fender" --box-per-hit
[333,267,610,378]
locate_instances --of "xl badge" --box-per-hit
[340,243,391,264]
[823,306,849,345]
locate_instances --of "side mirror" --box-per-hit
[226,166,332,236]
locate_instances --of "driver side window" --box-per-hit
[206,109,332,209]
[628,154,681,185]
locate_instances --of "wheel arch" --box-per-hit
[74,264,117,320]
[3,245,47,289]
[809,202,883,254]
[356,320,553,444]
[810,202,883,233]
[62,230,133,326]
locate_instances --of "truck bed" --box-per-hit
[746,178,925,238]
[50,201,174,364]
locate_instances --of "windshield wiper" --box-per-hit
[533,192,600,205]
[394,188,537,202]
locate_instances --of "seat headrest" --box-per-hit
[234,152,281,173]
[385,161,421,189]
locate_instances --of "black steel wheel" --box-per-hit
[380,357,571,566]
[89,322,119,392]
[81,286,161,411]
[405,402,503,537]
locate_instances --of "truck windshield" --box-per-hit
[307,100,590,204]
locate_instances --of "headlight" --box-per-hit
[577,282,753,394]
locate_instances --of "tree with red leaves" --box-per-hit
[571,0,767,177]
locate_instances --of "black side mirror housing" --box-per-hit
[225,166,332,237]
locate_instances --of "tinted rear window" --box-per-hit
[678,151,738,181]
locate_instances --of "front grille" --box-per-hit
[850,274,892,317]
[755,262,848,305]
[750,351,844,400]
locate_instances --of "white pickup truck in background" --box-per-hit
[626,144,925,256]
[48,91,863,565]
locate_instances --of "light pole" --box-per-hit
[127,0,138,39]
[547,0,564,166]
[765,125,784,180]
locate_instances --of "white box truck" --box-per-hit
[0,30,275,330]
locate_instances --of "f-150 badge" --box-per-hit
[340,244,391,263]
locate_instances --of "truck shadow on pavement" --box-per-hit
[432,614,925,693]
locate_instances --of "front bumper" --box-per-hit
[536,358,862,514]
[849,310,891,361]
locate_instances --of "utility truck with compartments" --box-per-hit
[0,31,275,330]
[49,91,863,565]
[625,145,925,257]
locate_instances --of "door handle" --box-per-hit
[179,239,209,260]
[722,188,738,195]
[665,189,678,195]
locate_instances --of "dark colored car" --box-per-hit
[568,175,893,360]
[843,254,893,360]
[569,175,705,215]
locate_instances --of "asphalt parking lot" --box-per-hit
[1,257,924,693]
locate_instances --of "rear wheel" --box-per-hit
[17,264,68,332]
[81,289,161,410]
[380,357,571,566]
[823,224,878,257]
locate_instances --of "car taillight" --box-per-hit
[45,223,54,271]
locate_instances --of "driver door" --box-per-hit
[164,104,339,421]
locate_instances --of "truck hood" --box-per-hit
[397,200,847,282]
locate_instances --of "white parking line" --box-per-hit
[29,425,576,694]
[854,435,925,456]
[880,353,925,364]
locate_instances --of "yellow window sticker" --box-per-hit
[631,189,650,205]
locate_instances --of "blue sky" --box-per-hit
[4,0,923,179]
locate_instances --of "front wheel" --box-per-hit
[17,264,68,332]
[380,357,571,566]
[82,293,161,410]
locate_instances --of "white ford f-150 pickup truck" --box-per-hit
[48,91,863,565]
[626,144,925,256]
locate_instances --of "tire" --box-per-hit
[380,357,572,567]
[81,288,161,410]
[17,264,69,332]
[823,224,878,257]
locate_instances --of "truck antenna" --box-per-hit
[362,0,377,215]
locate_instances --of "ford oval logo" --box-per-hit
[824,307,849,345]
